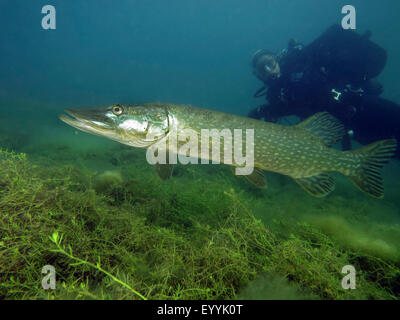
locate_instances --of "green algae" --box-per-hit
[1,143,400,300]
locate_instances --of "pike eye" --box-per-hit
[112,105,123,116]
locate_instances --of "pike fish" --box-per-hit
[60,103,397,198]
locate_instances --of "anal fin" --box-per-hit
[295,173,335,197]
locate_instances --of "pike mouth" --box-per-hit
[59,109,113,136]
[59,107,167,149]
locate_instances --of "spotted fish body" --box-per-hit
[60,102,397,198]
[167,104,348,177]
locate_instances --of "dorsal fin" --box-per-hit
[296,112,345,146]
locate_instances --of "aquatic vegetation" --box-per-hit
[237,272,317,300]
[306,215,399,261]
[0,147,400,300]
[49,231,147,300]
[93,170,123,195]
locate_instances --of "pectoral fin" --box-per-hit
[294,173,335,197]
[155,163,174,180]
[231,166,267,188]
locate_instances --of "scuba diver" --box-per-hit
[249,24,400,152]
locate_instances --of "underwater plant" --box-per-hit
[0,148,399,300]
[93,170,123,193]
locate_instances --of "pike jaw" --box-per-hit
[60,104,172,148]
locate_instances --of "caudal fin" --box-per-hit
[349,139,397,198]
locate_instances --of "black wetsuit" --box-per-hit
[250,24,399,151]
